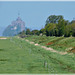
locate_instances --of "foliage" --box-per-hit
[43,15,75,37]
[71,23,75,36]
[31,30,40,35]
[40,28,46,35]
[45,15,63,25]
[45,23,56,36]
[19,30,26,38]
[26,28,31,35]
[64,25,72,37]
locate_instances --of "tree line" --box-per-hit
[19,15,75,37]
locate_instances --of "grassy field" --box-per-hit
[25,35,75,53]
[0,36,75,73]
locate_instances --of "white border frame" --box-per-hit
[0,0,75,75]
[0,0,75,1]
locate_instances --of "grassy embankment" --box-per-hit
[0,37,75,73]
[25,35,75,53]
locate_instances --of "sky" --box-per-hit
[0,1,75,30]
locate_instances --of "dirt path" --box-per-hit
[0,38,7,39]
[25,39,67,55]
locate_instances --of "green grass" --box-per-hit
[25,35,75,52]
[0,37,75,73]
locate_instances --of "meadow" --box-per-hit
[0,36,75,73]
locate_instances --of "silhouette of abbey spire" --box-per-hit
[16,12,22,21]
[16,17,22,21]
[18,12,20,17]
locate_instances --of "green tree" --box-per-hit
[64,25,72,37]
[46,15,63,25]
[19,30,26,38]
[40,28,46,35]
[57,19,66,36]
[26,29,31,35]
[19,30,25,35]
[45,23,56,36]
[31,30,40,35]
[71,23,75,36]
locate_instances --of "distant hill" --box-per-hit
[3,17,25,36]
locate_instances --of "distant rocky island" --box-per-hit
[3,17,25,36]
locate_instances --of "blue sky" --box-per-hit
[0,1,75,30]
